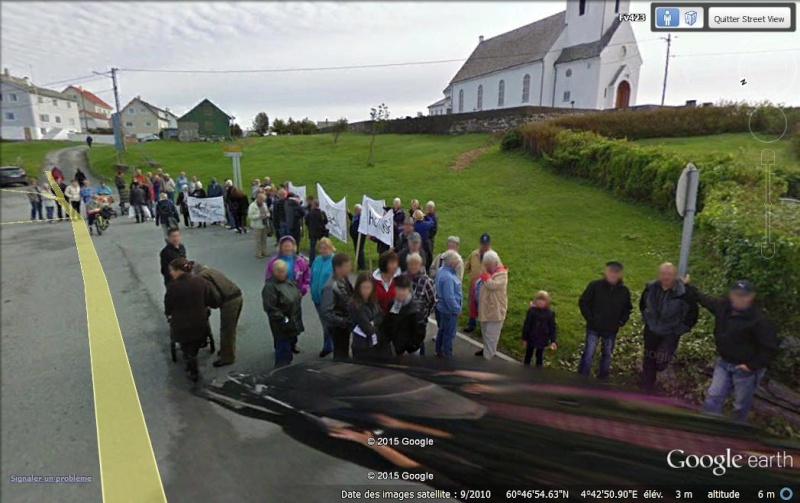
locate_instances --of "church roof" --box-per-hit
[555,17,622,64]
[428,98,447,108]
[450,11,566,85]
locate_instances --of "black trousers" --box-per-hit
[642,328,680,392]
[70,200,81,218]
[423,240,434,271]
[353,237,366,270]
[181,339,204,372]
[524,345,545,367]
[331,327,351,360]
[182,212,191,227]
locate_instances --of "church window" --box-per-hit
[498,80,505,107]
[477,85,483,110]
[579,0,586,15]
[458,89,464,112]
[615,0,621,13]
[522,74,531,103]
[620,45,627,57]
[563,91,571,102]
[566,69,573,78]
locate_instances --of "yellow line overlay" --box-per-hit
[46,172,167,503]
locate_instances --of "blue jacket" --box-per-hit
[310,254,334,304]
[435,265,462,315]
[414,216,435,243]
[80,186,93,201]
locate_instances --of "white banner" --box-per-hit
[288,182,307,202]
[361,204,394,248]
[358,195,386,235]
[188,196,225,223]
[316,183,348,244]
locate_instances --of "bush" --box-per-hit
[791,125,800,161]
[517,122,562,157]
[499,129,521,151]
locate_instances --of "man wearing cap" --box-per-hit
[463,233,497,335]
[397,232,427,272]
[577,261,633,379]
[639,262,699,392]
[685,277,777,423]
[430,236,463,281]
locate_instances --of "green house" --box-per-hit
[177,99,233,141]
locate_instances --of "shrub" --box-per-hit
[791,125,800,161]
[499,129,522,151]
[517,122,562,157]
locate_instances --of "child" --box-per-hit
[521,291,557,367]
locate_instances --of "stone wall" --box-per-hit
[334,106,593,135]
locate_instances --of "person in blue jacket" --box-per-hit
[434,250,463,359]
[311,238,336,357]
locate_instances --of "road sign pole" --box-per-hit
[677,166,699,277]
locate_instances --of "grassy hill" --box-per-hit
[0,140,78,176]
[88,133,684,364]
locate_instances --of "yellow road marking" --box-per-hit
[45,172,167,503]
[0,217,72,226]
[0,188,58,199]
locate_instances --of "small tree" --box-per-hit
[252,112,270,136]
[270,118,287,135]
[230,123,243,138]
[331,117,348,143]
[299,118,318,135]
[367,103,390,166]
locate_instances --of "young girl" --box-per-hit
[521,291,557,368]
[349,272,385,359]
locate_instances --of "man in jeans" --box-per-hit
[577,261,632,379]
[434,251,463,359]
[685,278,777,423]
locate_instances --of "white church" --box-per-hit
[428,0,642,115]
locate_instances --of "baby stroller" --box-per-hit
[96,195,119,218]
[87,198,114,235]
[169,313,216,363]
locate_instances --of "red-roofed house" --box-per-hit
[63,85,113,131]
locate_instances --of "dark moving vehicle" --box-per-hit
[201,360,800,500]
[0,165,29,187]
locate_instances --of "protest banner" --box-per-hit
[362,204,394,248]
[316,183,348,244]
[288,182,307,201]
[358,195,386,236]
[188,196,225,223]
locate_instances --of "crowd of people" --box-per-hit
[46,165,775,425]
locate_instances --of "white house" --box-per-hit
[116,96,178,137]
[63,85,113,131]
[1,69,81,140]
[427,98,448,116]
[428,0,642,114]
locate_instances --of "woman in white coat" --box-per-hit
[64,180,82,220]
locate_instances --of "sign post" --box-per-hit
[676,163,700,277]
[223,145,243,189]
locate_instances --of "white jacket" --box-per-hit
[64,184,81,202]
[247,201,270,229]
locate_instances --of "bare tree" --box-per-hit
[366,103,390,167]
[331,118,349,143]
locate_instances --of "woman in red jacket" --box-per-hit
[372,250,401,315]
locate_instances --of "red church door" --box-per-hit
[615,81,631,109]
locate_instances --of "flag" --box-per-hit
[288,182,307,201]
[358,195,386,235]
[361,204,394,248]
[187,196,225,223]
[316,183,348,244]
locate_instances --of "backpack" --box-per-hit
[158,201,174,219]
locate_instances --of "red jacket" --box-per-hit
[372,269,400,315]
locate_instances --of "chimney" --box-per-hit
[479,35,484,43]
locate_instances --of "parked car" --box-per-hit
[138,134,160,143]
[0,166,29,187]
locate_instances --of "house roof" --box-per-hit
[122,97,175,121]
[63,85,112,109]
[80,109,110,120]
[555,18,622,64]
[1,74,77,102]
[450,11,566,85]
[428,98,447,108]
[177,98,233,122]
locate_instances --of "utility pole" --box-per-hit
[660,34,673,107]
[110,68,125,159]
[80,87,89,134]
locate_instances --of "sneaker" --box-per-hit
[463,326,476,333]
[474,350,484,357]
[291,347,301,355]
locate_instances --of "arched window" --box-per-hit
[458,89,464,113]
[477,85,483,110]
[498,80,505,107]
[579,0,587,15]
[522,74,531,103]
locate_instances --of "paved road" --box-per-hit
[0,147,490,503]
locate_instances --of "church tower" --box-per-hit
[564,0,630,46]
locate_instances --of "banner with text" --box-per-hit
[188,196,225,223]
[316,183,348,244]
[288,182,307,201]
[357,195,386,235]
[361,204,394,248]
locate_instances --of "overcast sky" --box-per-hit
[1,1,798,126]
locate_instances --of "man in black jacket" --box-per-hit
[160,228,187,286]
[381,275,428,355]
[397,232,427,272]
[685,278,777,423]
[272,189,287,238]
[305,200,329,263]
[639,263,699,392]
[577,261,633,380]
[320,253,354,360]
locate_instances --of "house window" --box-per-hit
[566,69,573,78]
[55,116,62,123]
[579,0,586,15]
[69,118,76,125]
[477,85,483,110]
[497,80,505,107]
[52,99,58,106]
[10,93,17,102]
[125,121,133,127]
[615,0,620,13]
[40,114,50,122]
[522,74,531,103]
[145,121,153,127]
[4,112,16,121]
[458,89,464,113]
[563,91,571,102]
[38,96,44,104]
[67,102,72,108]
[128,108,135,114]
[40,128,47,135]
[140,107,146,113]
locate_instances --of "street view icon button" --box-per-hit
[654,6,705,29]
[709,6,794,30]
[655,7,681,27]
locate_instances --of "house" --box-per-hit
[428,0,642,114]
[62,85,113,131]
[427,98,448,116]
[177,99,233,141]
[0,68,81,140]
[117,96,178,138]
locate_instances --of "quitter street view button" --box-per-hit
[709,6,794,30]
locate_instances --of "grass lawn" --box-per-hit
[87,133,683,363]
[0,140,78,176]
[637,133,800,173]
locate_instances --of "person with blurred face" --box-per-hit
[434,251,463,359]
[390,197,406,239]
[463,233,497,332]
[349,272,385,358]
[310,238,336,357]
[248,193,271,259]
[160,228,186,286]
[265,235,310,354]
[398,232,427,272]
[639,262,698,393]
[577,261,633,380]
[381,274,427,355]
[405,253,436,356]
[321,253,354,360]
[262,259,304,368]
[430,236,463,280]
[424,201,438,270]
[476,250,508,360]
[685,277,777,423]
[396,217,415,253]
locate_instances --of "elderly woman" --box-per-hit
[262,259,304,368]
[266,235,311,354]
[430,236,464,280]
[310,237,336,357]
[176,185,192,227]
[405,252,436,355]
[477,250,509,360]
